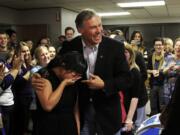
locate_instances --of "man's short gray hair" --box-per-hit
[75,9,98,29]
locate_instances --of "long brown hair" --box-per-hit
[125,44,139,71]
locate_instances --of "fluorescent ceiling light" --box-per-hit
[117,1,165,8]
[98,12,130,17]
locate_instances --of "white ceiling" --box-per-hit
[0,0,180,19]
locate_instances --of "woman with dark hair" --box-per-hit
[130,31,148,130]
[32,51,87,135]
[130,30,148,64]
[130,31,143,43]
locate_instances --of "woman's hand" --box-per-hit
[12,55,23,70]
[61,71,82,86]
[124,119,134,132]
[31,73,47,91]
[152,70,159,77]
[62,76,81,86]
[0,63,5,81]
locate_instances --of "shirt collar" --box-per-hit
[81,38,99,50]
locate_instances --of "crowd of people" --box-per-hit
[0,8,179,135]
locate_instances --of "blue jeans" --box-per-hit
[135,106,146,130]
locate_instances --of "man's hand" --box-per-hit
[81,74,104,90]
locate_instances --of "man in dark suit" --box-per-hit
[59,9,131,135]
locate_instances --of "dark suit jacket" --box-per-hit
[59,36,130,135]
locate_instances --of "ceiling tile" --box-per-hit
[126,8,151,18]
[145,6,168,17]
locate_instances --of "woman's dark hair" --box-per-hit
[47,51,87,75]
[130,30,145,48]
[130,30,143,42]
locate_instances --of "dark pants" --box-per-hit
[0,105,14,135]
[150,85,164,115]
[80,104,103,135]
[12,97,32,135]
[80,104,121,135]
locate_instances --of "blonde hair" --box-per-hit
[20,41,28,47]
[164,37,174,53]
[34,45,48,60]
[19,41,32,67]
[125,44,140,71]
[175,37,180,44]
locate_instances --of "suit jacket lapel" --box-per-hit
[77,36,106,75]
[74,36,84,54]
[94,37,106,74]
